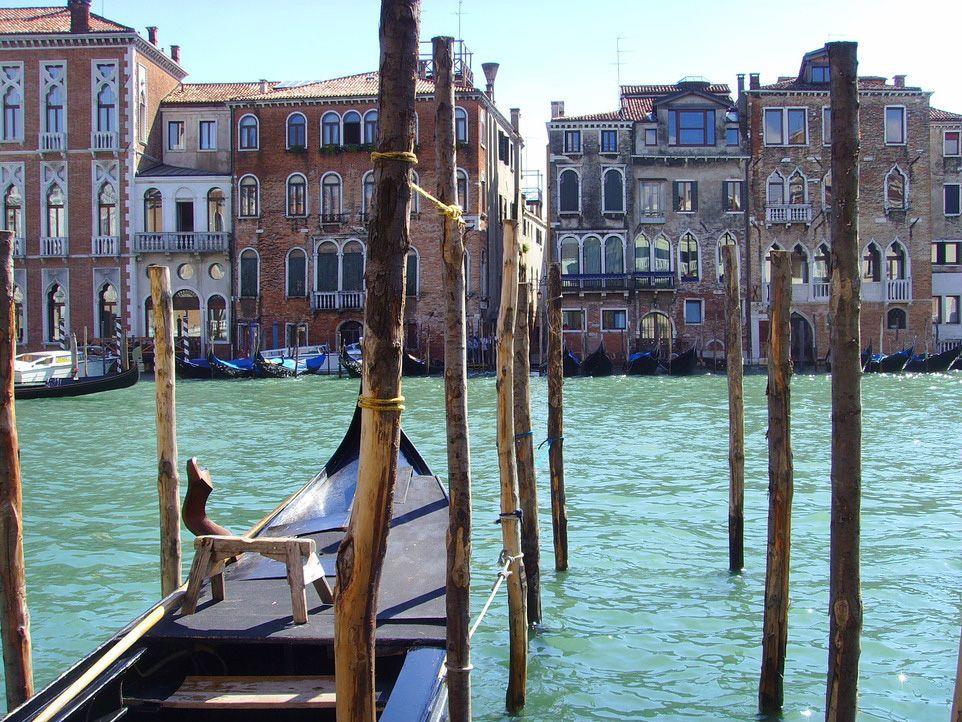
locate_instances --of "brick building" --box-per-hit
[546,79,746,364]
[929,107,962,350]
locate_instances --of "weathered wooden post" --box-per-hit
[826,40,863,722]
[496,218,527,713]
[723,244,745,573]
[546,263,568,571]
[148,265,182,597]
[334,3,419,720]
[758,249,793,714]
[952,625,962,721]
[514,275,541,624]
[433,34,473,722]
[0,230,33,709]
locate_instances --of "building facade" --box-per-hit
[929,107,962,350]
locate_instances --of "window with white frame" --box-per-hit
[363,110,378,144]
[167,121,185,150]
[199,120,216,150]
[724,180,743,212]
[238,115,258,150]
[45,183,65,237]
[673,181,697,212]
[287,174,307,216]
[0,64,22,141]
[3,183,21,236]
[602,168,624,213]
[679,232,699,280]
[560,236,580,275]
[321,173,341,219]
[561,309,585,331]
[600,129,617,153]
[207,188,226,231]
[559,169,579,213]
[944,130,961,157]
[239,249,259,297]
[684,299,703,325]
[362,172,375,215]
[455,107,468,143]
[322,112,340,146]
[604,235,624,274]
[343,111,361,144]
[563,130,581,154]
[406,249,419,296]
[92,62,117,134]
[601,309,627,330]
[822,107,831,145]
[945,184,961,216]
[766,171,785,205]
[668,109,716,147]
[945,295,961,324]
[638,180,664,214]
[41,63,66,134]
[286,248,307,298]
[239,175,259,217]
[884,106,906,145]
[717,232,737,282]
[885,166,908,210]
[456,169,468,210]
[97,182,117,236]
[287,113,307,149]
[764,108,807,146]
[787,171,806,204]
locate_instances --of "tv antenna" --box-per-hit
[455,0,467,40]
[613,36,630,94]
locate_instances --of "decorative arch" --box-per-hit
[603,234,625,274]
[286,111,307,149]
[602,167,625,213]
[560,236,580,275]
[207,187,226,232]
[144,187,162,232]
[813,242,831,283]
[97,281,117,338]
[764,242,784,283]
[238,113,259,150]
[286,172,308,217]
[884,165,908,210]
[206,294,228,342]
[238,247,260,298]
[341,238,365,291]
[887,307,907,330]
[582,235,602,275]
[633,233,650,273]
[238,174,260,217]
[639,310,675,343]
[822,170,832,208]
[45,282,67,342]
[886,240,908,280]
[766,170,785,205]
[678,230,699,281]
[861,241,882,282]
[321,111,341,146]
[559,168,580,213]
[787,168,807,204]
[286,247,308,298]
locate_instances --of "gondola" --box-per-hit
[207,351,256,379]
[339,349,362,378]
[860,344,873,371]
[625,350,660,376]
[303,353,329,375]
[254,352,298,378]
[581,343,613,377]
[14,365,139,400]
[922,345,961,373]
[660,346,699,376]
[562,347,581,377]
[5,402,448,722]
[867,346,913,374]
[903,353,926,373]
[175,356,212,380]
[402,351,428,377]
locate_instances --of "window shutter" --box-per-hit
[672,182,680,211]
[691,182,698,212]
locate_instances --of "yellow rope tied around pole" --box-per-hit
[357,395,406,412]
[370,151,465,227]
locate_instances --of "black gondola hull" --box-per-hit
[175,357,212,380]
[14,366,139,400]
[660,347,698,375]
[562,348,581,377]
[625,352,659,376]
[582,344,613,377]
[207,351,255,379]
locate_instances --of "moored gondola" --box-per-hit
[625,350,659,376]
[254,352,299,378]
[207,351,256,379]
[903,353,926,373]
[660,346,698,376]
[877,347,913,374]
[4,402,449,722]
[921,345,961,373]
[402,351,428,376]
[175,356,212,380]
[339,348,362,378]
[581,343,613,377]
[303,353,329,375]
[860,343,873,371]
[14,365,139,400]
[562,347,581,377]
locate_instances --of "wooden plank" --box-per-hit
[142,675,369,710]
[196,534,313,559]
[286,542,309,624]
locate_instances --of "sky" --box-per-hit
[8,0,960,182]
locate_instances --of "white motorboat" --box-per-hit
[14,350,113,385]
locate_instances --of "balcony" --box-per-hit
[134,232,230,254]
[811,282,830,301]
[633,271,676,290]
[561,273,630,294]
[40,237,68,256]
[320,212,350,226]
[91,131,118,151]
[766,204,812,225]
[886,278,911,302]
[12,237,24,258]
[91,235,119,256]
[39,132,66,152]
[312,290,366,311]
[637,210,667,224]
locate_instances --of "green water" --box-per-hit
[8,373,962,720]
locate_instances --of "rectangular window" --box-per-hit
[933,241,960,265]
[944,130,961,157]
[822,107,831,145]
[948,296,961,324]
[725,127,739,146]
[945,184,961,216]
[638,181,664,214]
[199,120,216,150]
[764,108,807,146]
[668,109,716,146]
[600,129,617,153]
[811,65,830,83]
[644,127,657,146]
[763,108,784,145]
[932,296,942,324]
[724,180,743,212]
[562,309,585,331]
[787,108,807,145]
[563,130,581,154]
[167,121,185,150]
[673,181,697,212]
[601,309,627,330]
[498,131,508,163]
[684,299,703,325]
[885,106,906,145]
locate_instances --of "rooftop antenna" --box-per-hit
[455,0,466,40]
[613,36,629,99]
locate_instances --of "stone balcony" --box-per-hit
[39,132,66,152]
[312,290,366,311]
[763,277,912,304]
[40,236,68,256]
[560,271,676,294]
[91,130,118,151]
[765,204,812,225]
[11,236,24,258]
[134,232,230,254]
[91,235,119,256]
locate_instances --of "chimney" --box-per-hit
[68,0,91,34]
[749,73,760,90]
[170,44,181,64]
[481,62,499,102]
[736,73,745,95]
[893,74,906,88]
[259,79,269,94]
[550,101,565,120]
[146,26,158,45]
[510,108,520,133]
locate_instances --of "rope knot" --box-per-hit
[357,395,405,412]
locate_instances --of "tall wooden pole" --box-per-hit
[546,263,568,571]
[826,40,863,722]
[952,625,962,722]
[334,3,418,720]
[0,230,33,709]
[723,245,744,573]
[758,249,793,714]
[496,219,527,713]
[514,276,541,624]
[148,265,182,597]
[433,34,473,722]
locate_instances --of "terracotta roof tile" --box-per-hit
[621,83,730,96]
[0,6,130,34]
[760,78,922,92]
[930,107,962,122]
[239,71,473,102]
[556,110,623,122]
[163,82,274,105]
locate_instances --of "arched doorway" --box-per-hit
[639,311,674,354]
[790,312,816,370]
[338,320,363,350]
[173,289,201,355]
[98,282,118,339]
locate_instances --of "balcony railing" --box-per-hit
[637,210,667,224]
[133,232,230,253]
[561,273,630,293]
[320,212,350,226]
[312,290,367,312]
[12,236,24,258]
[766,204,812,224]
[39,132,66,152]
[91,130,118,151]
[92,235,119,256]
[633,271,676,290]
[811,282,830,301]
[40,236,68,256]
[887,278,911,301]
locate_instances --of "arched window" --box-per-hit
[406,249,418,296]
[634,234,651,273]
[343,111,361,145]
[96,84,115,133]
[3,86,21,140]
[321,112,340,146]
[97,183,117,236]
[602,169,624,213]
[287,173,307,216]
[679,232,699,280]
[640,311,673,342]
[791,244,810,284]
[887,307,906,330]
[717,232,737,282]
[286,248,307,298]
[560,236,580,275]
[238,114,259,150]
[12,284,23,343]
[455,107,468,143]
[653,235,671,272]
[604,236,624,274]
[144,188,162,232]
[822,171,832,208]
[886,242,907,280]
[456,169,468,210]
[45,85,64,133]
[138,90,147,141]
[239,175,259,217]
[788,171,806,204]
[173,289,200,338]
[207,294,227,342]
[207,188,226,232]
[239,249,259,297]
[46,183,65,237]
[46,283,66,342]
[363,110,378,144]
[862,243,882,282]
[316,241,338,292]
[764,243,783,283]
[766,171,785,205]
[97,283,117,338]
[321,173,342,220]
[362,172,375,216]
[410,171,421,214]
[287,112,307,149]
[559,169,579,212]
[4,184,21,236]
[814,243,831,284]
[582,236,602,275]
[885,166,907,209]
[342,240,364,291]
[144,296,154,338]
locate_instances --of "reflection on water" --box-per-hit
[9,372,962,719]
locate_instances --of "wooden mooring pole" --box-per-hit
[723,244,744,573]
[546,263,569,571]
[0,230,33,709]
[952,625,962,722]
[496,218,527,713]
[334,3,418,720]
[433,34,473,722]
[148,265,182,597]
[758,249,793,714]
[825,40,863,722]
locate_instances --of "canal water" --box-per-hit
[8,372,962,719]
